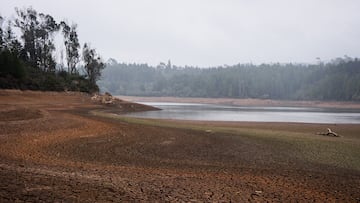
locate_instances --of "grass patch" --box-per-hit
[91,110,360,171]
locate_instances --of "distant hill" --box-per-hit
[99,58,360,101]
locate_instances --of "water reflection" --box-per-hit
[125,102,360,124]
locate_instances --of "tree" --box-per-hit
[0,17,25,80]
[14,7,59,71]
[166,60,172,69]
[3,20,23,56]
[0,49,25,79]
[1,7,105,92]
[4,21,15,49]
[82,43,105,90]
[36,13,59,72]
[60,21,80,74]
[0,15,4,50]
[14,7,38,68]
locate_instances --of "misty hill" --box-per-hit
[99,58,360,101]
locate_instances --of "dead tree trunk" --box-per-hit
[317,128,340,137]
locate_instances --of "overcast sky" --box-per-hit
[1,0,360,67]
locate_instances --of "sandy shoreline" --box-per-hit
[118,95,360,109]
[1,90,359,202]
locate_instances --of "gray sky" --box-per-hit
[1,0,360,66]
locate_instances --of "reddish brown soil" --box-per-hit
[0,90,359,202]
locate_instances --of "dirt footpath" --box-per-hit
[0,90,359,202]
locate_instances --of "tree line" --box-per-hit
[99,57,360,101]
[0,7,105,92]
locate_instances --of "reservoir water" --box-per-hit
[125,102,360,124]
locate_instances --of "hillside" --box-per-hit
[99,58,360,101]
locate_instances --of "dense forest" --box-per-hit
[0,7,104,92]
[99,57,360,101]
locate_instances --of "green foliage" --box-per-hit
[56,70,97,92]
[83,43,105,91]
[60,21,80,74]
[0,7,104,93]
[0,50,25,79]
[100,59,360,101]
[14,7,59,71]
[0,15,4,50]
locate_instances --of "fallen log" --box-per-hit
[317,128,340,137]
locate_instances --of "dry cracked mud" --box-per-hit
[0,90,359,202]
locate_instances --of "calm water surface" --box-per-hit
[126,102,360,124]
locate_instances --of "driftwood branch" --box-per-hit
[317,128,340,137]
